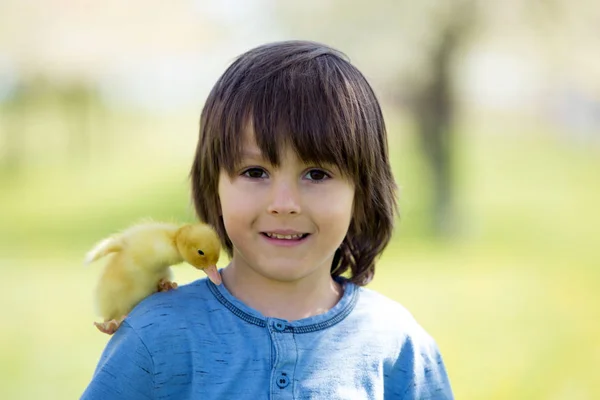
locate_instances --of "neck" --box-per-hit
[221,261,343,321]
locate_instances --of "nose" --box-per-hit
[267,179,301,215]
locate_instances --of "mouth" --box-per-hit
[260,232,310,241]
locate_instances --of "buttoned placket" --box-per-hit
[268,318,297,399]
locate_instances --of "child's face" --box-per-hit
[218,128,355,283]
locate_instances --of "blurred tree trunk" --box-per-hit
[411,14,470,236]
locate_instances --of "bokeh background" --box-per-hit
[1,1,599,399]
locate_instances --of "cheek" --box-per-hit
[218,175,238,214]
[328,198,354,227]
[218,178,254,238]
[314,185,355,232]
[220,188,254,216]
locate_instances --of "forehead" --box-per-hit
[239,125,262,155]
[239,124,290,158]
[234,122,339,168]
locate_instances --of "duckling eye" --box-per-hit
[197,250,204,256]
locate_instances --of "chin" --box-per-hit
[254,260,318,283]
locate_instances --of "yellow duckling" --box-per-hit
[85,221,221,334]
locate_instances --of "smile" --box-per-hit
[262,232,309,240]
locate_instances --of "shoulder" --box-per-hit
[352,284,449,371]
[351,285,454,398]
[354,285,444,353]
[123,278,216,334]
[352,285,425,336]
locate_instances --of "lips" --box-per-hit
[262,232,309,240]
[260,228,311,241]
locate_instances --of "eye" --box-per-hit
[242,167,268,179]
[197,250,204,256]
[305,169,330,182]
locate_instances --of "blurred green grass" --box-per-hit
[0,112,598,399]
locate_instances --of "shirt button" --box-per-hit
[276,372,289,388]
[273,321,286,331]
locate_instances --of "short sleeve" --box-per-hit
[412,342,454,400]
[80,321,154,400]
[391,333,454,400]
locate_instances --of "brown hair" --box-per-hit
[190,40,397,286]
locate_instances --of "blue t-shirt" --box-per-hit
[81,276,453,399]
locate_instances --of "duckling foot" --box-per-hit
[157,278,178,292]
[94,316,126,335]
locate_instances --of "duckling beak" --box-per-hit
[203,265,222,285]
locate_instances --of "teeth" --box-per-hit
[265,233,304,240]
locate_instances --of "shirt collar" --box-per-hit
[206,274,359,333]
